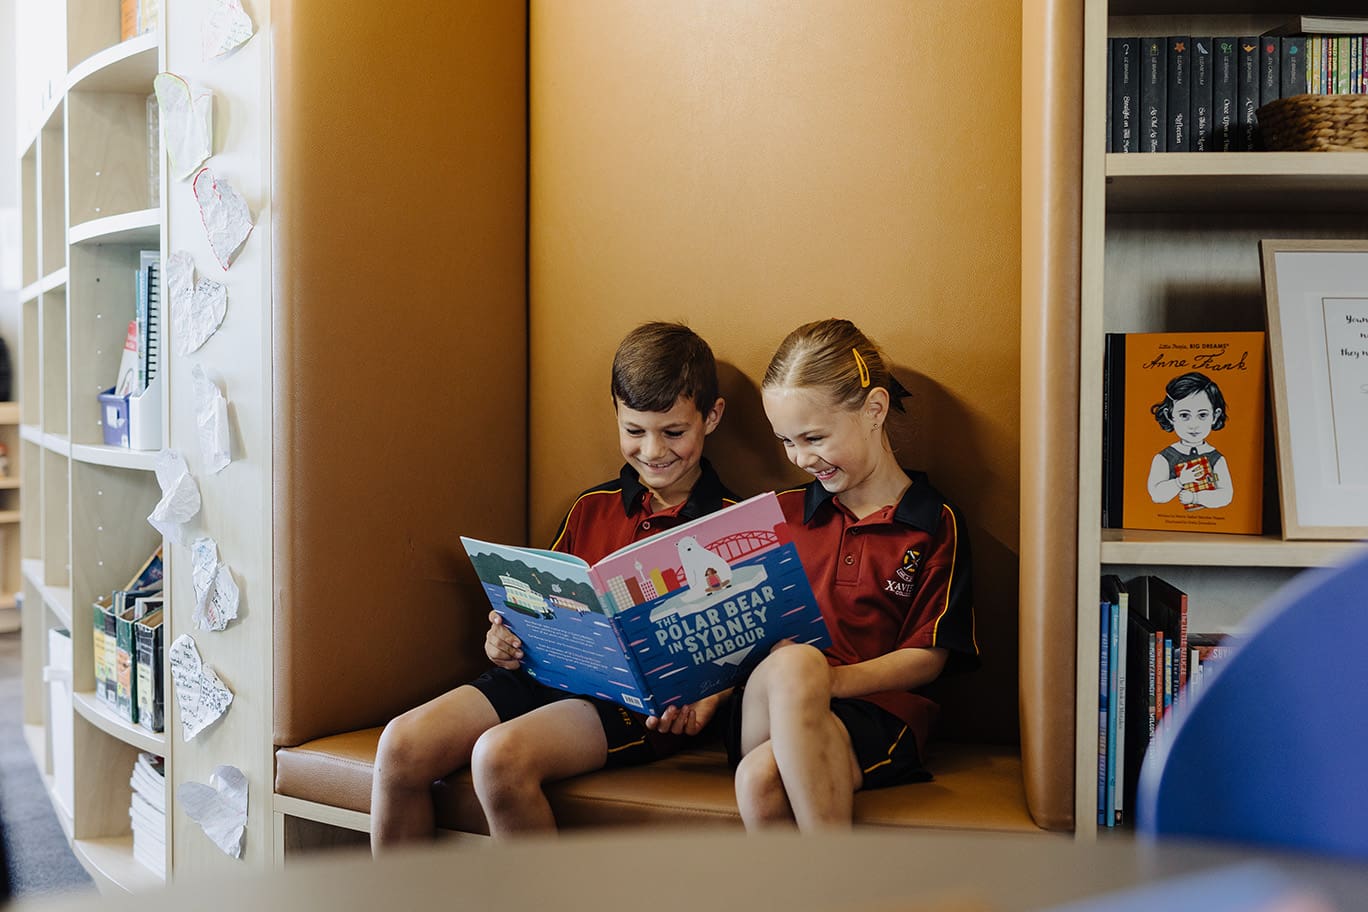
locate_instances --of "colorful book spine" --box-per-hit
[1167,37,1191,152]
[1106,597,1121,826]
[1112,586,1129,826]
[1141,38,1167,152]
[1097,600,1110,825]
[1191,38,1213,151]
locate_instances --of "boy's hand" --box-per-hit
[645,689,731,736]
[484,611,523,670]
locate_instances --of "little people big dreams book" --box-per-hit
[461,492,830,716]
[1104,331,1266,534]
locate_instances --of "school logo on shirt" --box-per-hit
[883,548,921,598]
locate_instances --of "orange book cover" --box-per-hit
[1103,331,1266,534]
[120,0,139,42]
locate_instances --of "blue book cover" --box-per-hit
[462,492,831,716]
[1106,597,1121,826]
[1097,599,1110,825]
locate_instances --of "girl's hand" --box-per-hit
[646,689,730,736]
[1178,489,1196,506]
[1178,464,1202,486]
[484,611,523,670]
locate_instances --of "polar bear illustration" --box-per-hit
[677,535,731,594]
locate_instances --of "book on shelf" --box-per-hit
[1140,38,1167,152]
[92,548,164,705]
[1101,331,1266,536]
[113,319,140,398]
[129,751,166,877]
[1191,38,1213,151]
[1166,37,1190,152]
[135,250,160,395]
[1212,37,1237,152]
[1280,36,1308,98]
[135,608,165,732]
[1259,37,1281,112]
[1111,37,1140,153]
[460,491,830,717]
[1096,599,1109,826]
[117,595,163,725]
[1123,607,1158,820]
[1128,574,1189,717]
[1263,15,1368,37]
[1236,37,1260,151]
[1100,574,1130,826]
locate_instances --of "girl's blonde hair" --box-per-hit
[763,319,906,412]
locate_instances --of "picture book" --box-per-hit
[1102,331,1266,535]
[461,492,830,716]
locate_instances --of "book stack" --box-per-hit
[1096,573,1226,828]
[1107,18,1368,152]
[92,547,164,723]
[128,752,166,877]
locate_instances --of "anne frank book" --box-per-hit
[1102,331,1265,534]
[461,492,830,716]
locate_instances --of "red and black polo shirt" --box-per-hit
[547,459,738,562]
[776,470,978,754]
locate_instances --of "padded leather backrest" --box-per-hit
[272,0,528,746]
[527,3,1024,748]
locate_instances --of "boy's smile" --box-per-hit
[616,394,723,509]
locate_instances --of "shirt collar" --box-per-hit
[617,458,733,519]
[801,469,943,532]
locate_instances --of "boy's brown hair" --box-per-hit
[611,322,719,415]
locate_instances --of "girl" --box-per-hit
[1146,371,1233,511]
[727,318,978,830]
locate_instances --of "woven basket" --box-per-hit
[1257,93,1368,152]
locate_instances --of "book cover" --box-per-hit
[1106,39,1114,153]
[1111,37,1140,153]
[1102,574,1129,826]
[92,597,115,704]
[1191,39,1213,151]
[1101,331,1265,535]
[1166,38,1190,152]
[1212,38,1237,152]
[461,492,831,716]
[1096,599,1109,826]
[135,609,165,732]
[1140,38,1167,152]
[1236,37,1260,151]
[1100,577,1121,827]
[1123,608,1157,822]
[1279,36,1307,101]
[115,604,141,723]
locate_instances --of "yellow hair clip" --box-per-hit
[852,348,870,388]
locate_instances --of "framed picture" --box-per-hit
[1259,239,1368,540]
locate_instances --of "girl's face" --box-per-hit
[1170,389,1220,447]
[762,385,881,497]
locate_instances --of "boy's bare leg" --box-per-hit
[370,685,501,852]
[738,645,861,831]
[470,699,610,837]
[734,740,796,828]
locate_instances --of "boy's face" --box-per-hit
[615,394,722,506]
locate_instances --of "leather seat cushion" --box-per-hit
[275,728,1037,833]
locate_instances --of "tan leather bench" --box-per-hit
[276,729,1036,835]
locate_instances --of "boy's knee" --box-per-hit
[761,644,831,699]
[470,724,540,787]
[735,746,782,798]
[374,715,429,787]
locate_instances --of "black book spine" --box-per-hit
[1237,36,1260,151]
[1191,38,1213,152]
[1257,37,1280,149]
[1212,38,1237,152]
[1112,37,1140,153]
[1141,38,1167,152]
[1167,37,1191,152]
[1280,36,1307,98]
[1102,334,1126,529]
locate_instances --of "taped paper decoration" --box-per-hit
[168,634,234,741]
[178,765,247,858]
[193,364,232,473]
[167,250,228,354]
[204,0,254,60]
[148,449,201,543]
[193,168,254,270]
[190,536,240,632]
[153,73,213,181]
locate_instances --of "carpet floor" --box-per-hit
[0,630,96,898]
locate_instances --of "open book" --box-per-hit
[461,491,830,716]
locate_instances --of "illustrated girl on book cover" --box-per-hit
[1146,371,1233,511]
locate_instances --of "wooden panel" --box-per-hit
[66,91,151,226]
[40,124,66,274]
[529,0,1023,747]
[40,291,67,434]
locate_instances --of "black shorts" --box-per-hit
[469,668,680,768]
[722,686,931,791]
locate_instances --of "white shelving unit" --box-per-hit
[1074,0,1368,837]
[15,0,169,891]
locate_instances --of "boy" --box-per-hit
[371,322,735,849]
